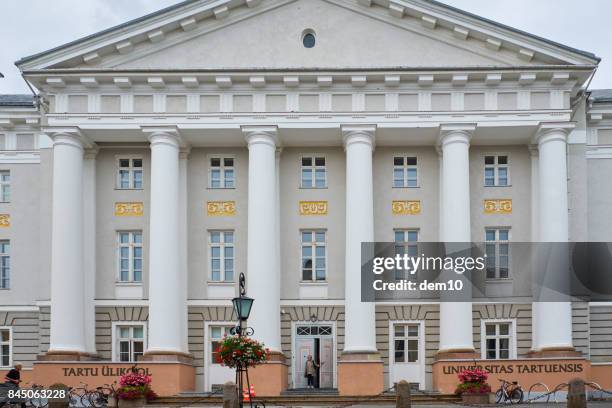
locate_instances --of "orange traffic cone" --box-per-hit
[243,385,256,401]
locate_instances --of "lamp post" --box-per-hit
[231,273,255,408]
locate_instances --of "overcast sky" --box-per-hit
[1,0,611,94]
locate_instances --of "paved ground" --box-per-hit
[152,403,612,408]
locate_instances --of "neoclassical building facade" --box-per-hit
[1,0,612,396]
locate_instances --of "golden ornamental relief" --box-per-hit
[115,202,144,217]
[392,200,421,215]
[484,199,513,214]
[299,201,328,216]
[0,215,10,228]
[207,201,236,217]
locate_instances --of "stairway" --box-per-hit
[149,389,461,406]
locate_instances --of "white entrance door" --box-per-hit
[389,322,425,389]
[293,324,335,389]
[206,325,235,391]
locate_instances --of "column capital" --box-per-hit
[179,147,192,160]
[43,127,94,150]
[242,125,279,147]
[83,147,99,160]
[341,124,376,150]
[438,123,476,147]
[534,122,575,146]
[528,144,539,157]
[142,126,182,148]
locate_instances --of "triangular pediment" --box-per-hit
[16,0,599,72]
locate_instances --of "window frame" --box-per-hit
[0,327,12,368]
[485,227,511,280]
[116,156,144,190]
[483,153,511,187]
[300,229,327,282]
[300,155,327,189]
[0,240,10,290]
[207,324,234,366]
[111,322,147,363]
[116,231,143,283]
[208,230,235,283]
[0,171,10,203]
[393,229,419,280]
[208,155,236,189]
[392,154,420,188]
[480,319,516,360]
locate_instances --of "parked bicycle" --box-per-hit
[68,382,90,407]
[88,382,117,408]
[495,379,524,404]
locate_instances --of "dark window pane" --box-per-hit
[211,158,221,167]
[498,156,508,165]
[394,157,404,166]
[485,156,495,165]
[303,33,316,48]
[133,159,142,168]
[406,157,417,166]
[119,159,130,167]
[315,157,325,166]
[302,157,312,166]
[224,158,234,167]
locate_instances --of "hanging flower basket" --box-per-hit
[116,371,157,408]
[218,335,270,369]
[455,368,492,404]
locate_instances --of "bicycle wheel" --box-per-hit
[87,392,106,408]
[495,389,504,403]
[29,396,49,408]
[510,388,523,404]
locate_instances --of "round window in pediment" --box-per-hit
[302,29,316,48]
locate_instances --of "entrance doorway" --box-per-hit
[389,321,425,390]
[293,324,335,389]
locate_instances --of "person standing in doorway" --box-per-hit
[304,355,320,389]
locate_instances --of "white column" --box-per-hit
[145,127,187,355]
[532,123,575,351]
[342,125,377,353]
[243,126,281,352]
[178,148,190,353]
[438,124,476,353]
[48,131,87,354]
[83,148,98,354]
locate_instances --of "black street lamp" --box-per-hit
[231,273,257,408]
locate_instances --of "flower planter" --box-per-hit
[118,397,146,408]
[461,393,490,405]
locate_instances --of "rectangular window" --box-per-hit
[301,156,326,188]
[393,156,418,188]
[209,157,235,189]
[484,322,512,360]
[210,326,232,365]
[301,230,326,281]
[485,229,510,279]
[209,231,234,282]
[0,329,10,367]
[393,324,419,363]
[118,232,143,283]
[0,171,10,203]
[116,325,145,362]
[117,158,143,189]
[484,155,509,186]
[394,230,418,280]
[0,241,9,289]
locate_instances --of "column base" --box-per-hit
[526,347,583,358]
[37,351,99,361]
[435,348,479,360]
[244,351,288,396]
[141,351,193,364]
[338,352,384,396]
